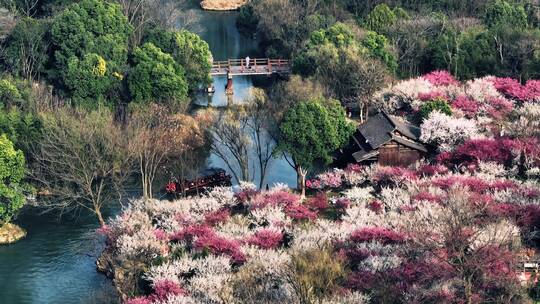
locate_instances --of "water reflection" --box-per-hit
[187,7,297,188]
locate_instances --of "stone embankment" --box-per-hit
[97,249,147,301]
[201,0,247,11]
[0,223,27,244]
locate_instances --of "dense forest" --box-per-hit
[0,0,216,226]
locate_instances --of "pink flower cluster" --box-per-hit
[423,70,459,86]
[417,91,446,101]
[350,227,406,245]
[284,203,317,221]
[246,229,284,249]
[492,77,540,102]
[204,208,231,226]
[125,280,185,304]
[194,234,246,264]
[451,95,479,117]
[372,166,417,187]
[437,138,517,167]
[306,170,342,189]
[249,190,300,210]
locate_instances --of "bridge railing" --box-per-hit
[211,58,291,72]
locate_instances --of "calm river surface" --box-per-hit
[0,4,295,304]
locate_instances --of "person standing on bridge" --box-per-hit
[245,56,250,69]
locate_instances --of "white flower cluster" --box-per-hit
[154,295,197,304]
[290,219,358,252]
[249,205,292,228]
[146,255,233,303]
[321,291,370,304]
[214,216,251,240]
[380,187,410,210]
[465,76,502,103]
[343,186,374,205]
[373,77,434,113]
[470,220,522,251]
[359,254,403,273]
[420,111,480,152]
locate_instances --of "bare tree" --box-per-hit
[30,108,132,225]
[245,88,275,189]
[4,18,50,81]
[0,8,16,41]
[209,107,252,184]
[127,104,207,199]
[19,0,39,17]
[119,0,198,47]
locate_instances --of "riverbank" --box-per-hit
[0,223,26,244]
[200,0,247,11]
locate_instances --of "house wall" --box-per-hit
[378,141,423,166]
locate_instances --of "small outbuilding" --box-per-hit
[351,112,427,167]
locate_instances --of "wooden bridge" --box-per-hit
[210,58,291,76]
[209,58,291,95]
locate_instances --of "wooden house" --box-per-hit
[351,112,427,167]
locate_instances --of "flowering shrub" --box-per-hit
[306,169,343,189]
[350,227,406,244]
[306,192,329,212]
[451,95,479,117]
[438,138,517,167]
[491,77,540,102]
[150,280,185,302]
[193,234,246,264]
[105,165,538,304]
[423,70,459,86]
[103,97,540,304]
[284,203,318,221]
[246,228,284,249]
[420,111,479,152]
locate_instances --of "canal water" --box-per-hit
[0,4,296,304]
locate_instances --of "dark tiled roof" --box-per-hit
[357,113,395,149]
[351,112,426,162]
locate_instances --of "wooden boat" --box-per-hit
[165,168,232,197]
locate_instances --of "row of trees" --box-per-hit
[207,84,355,197]
[240,0,540,81]
[1,0,212,106]
[0,0,215,226]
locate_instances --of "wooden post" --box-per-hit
[225,71,233,95]
[267,59,272,74]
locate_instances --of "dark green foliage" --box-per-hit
[419,98,452,121]
[308,23,356,48]
[276,99,355,169]
[296,22,397,75]
[143,27,212,92]
[0,0,77,17]
[128,43,188,103]
[344,0,491,18]
[236,4,258,33]
[0,79,22,106]
[363,4,408,33]
[50,0,132,97]
[64,53,116,102]
[0,134,26,225]
[3,17,50,80]
[361,31,397,73]
[0,107,42,154]
[483,0,528,29]
[430,27,497,79]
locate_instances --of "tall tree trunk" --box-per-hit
[296,165,307,198]
[95,207,105,226]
